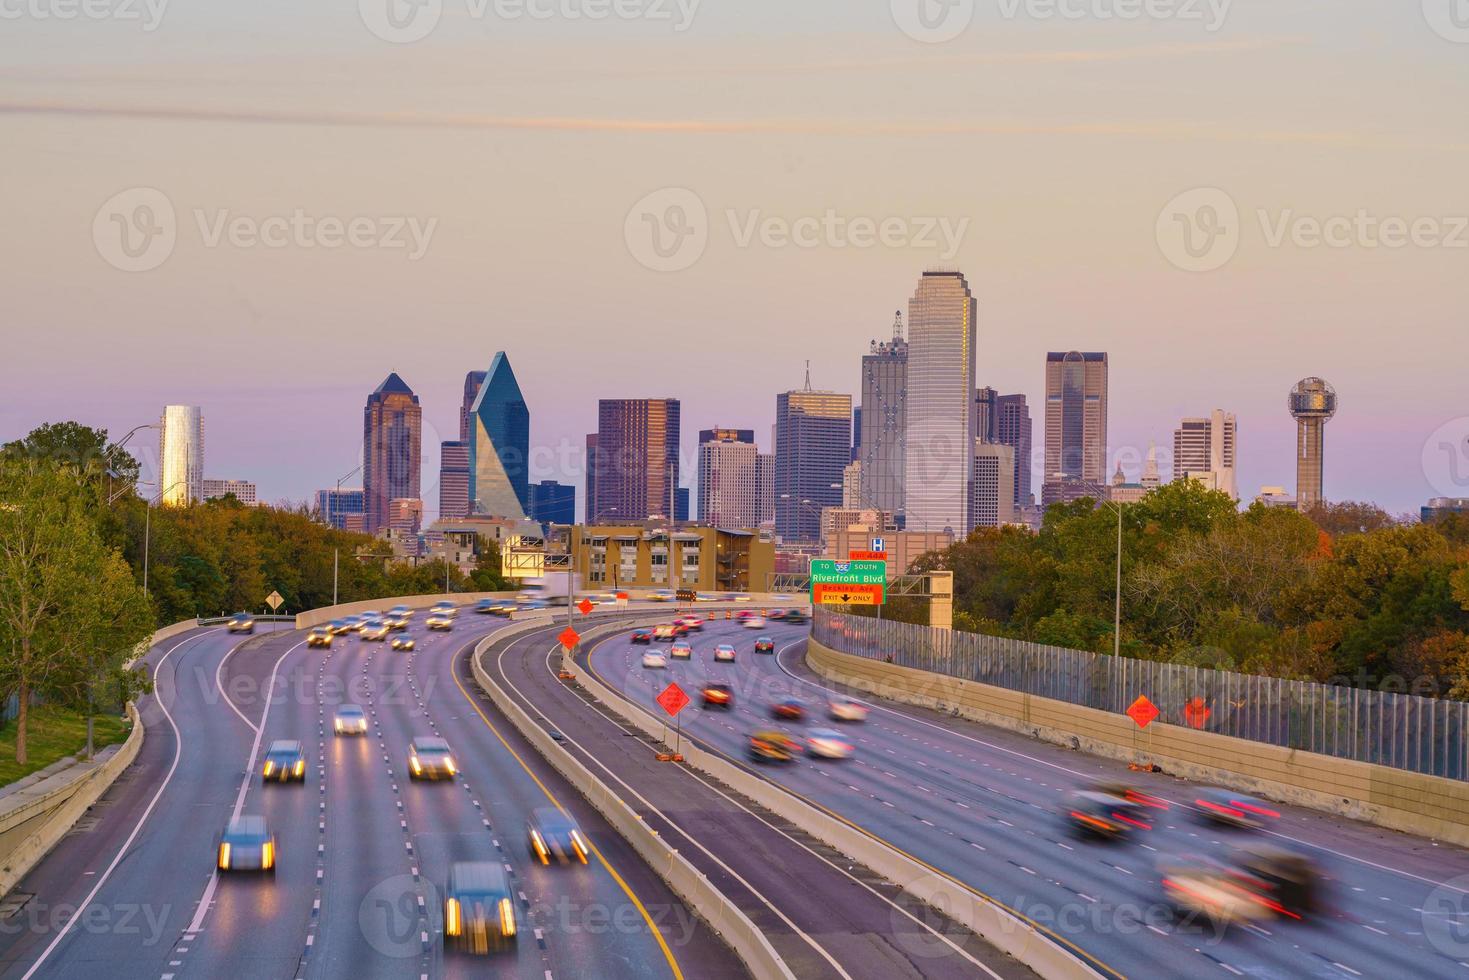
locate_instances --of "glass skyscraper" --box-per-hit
[158,405,203,506]
[775,387,852,542]
[363,373,422,533]
[1042,352,1108,506]
[859,322,908,520]
[592,399,681,523]
[467,351,531,520]
[903,270,977,534]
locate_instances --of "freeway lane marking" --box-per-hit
[20,629,219,980]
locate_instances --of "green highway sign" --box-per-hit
[810,559,887,604]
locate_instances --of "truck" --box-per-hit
[521,572,582,607]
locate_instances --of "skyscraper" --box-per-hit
[467,352,530,519]
[971,442,1017,528]
[459,370,487,441]
[1041,351,1109,506]
[995,393,1032,507]
[775,386,852,542]
[438,440,470,521]
[697,428,759,528]
[756,453,775,526]
[974,386,997,443]
[851,407,862,463]
[528,480,575,527]
[315,487,364,529]
[158,405,204,506]
[1289,377,1337,511]
[363,374,421,533]
[859,313,908,520]
[593,399,681,523]
[903,271,978,534]
[584,433,599,523]
[1173,409,1238,500]
[202,478,255,505]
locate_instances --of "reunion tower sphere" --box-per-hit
[1288,377,1338,421]
[1289,377,1337,511]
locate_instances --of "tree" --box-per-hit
[468,540,510,592]
[2,421,141,494]
[1304,500,1398,538]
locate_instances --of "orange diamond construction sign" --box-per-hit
[1126,695,1159,729]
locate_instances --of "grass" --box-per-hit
[0,705,132,788]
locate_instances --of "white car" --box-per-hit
[742,616,767,629]
[641,651,668,669]
[828,698,869,722]
[669,642,693,660]
[806,728,854,760]
[713,644,736,663]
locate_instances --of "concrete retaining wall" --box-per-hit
[806,639,1469,848]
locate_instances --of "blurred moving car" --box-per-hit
[1160,854,1270,926]
[641,651,668,669]
[630,629,653,645]
[827,697,868,722]
[333,703,368,735]
[702,683,733,709]
[1233,842,1323,917]
[430,600,458,617]
[748,730,802,763]
[426,614,454,631]
[226,613,256,634]
[713,644,737,663]
[359,621,390,641]
[784,610,808,625]
[1065,790,1152,840]
[307,627,333,648]
[328,618,354,635]
[805,728,854,759]
[753,636,775,653]
[669,642,693,660]
[770,698,806,721]
[262,740,307,783]
[527,807,590,865]
[1194,788,1280,830]
[443,861,517,954]
[218,815,275,874]
[408,736,457,780]
[473,598,498,614]
[386,615,410,631]
[676,615,703,631]
[743,616,767,629]
[652,624,679,641]
[767,608,787,620]
[648,590,676,602]
[388,604,413,619]
[391,636,416,652]
[734,609,756,621]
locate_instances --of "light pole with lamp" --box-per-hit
[104,422,159,505]
[330,464,363,606]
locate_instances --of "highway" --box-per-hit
[582,613,1469,980]
[0,611,742,980]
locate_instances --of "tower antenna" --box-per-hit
[892,310,904,342]
[804,360,811,391]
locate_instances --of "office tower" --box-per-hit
[676,487,689,523]
[158,405,203,506]
[593,399,680,523]
[528,480,575,527]
[851,407,862,463]
[756,453,775,526]
[363,373,422,533]
[438,440,470,520]
[697,429,759,528]
[202,478,256,505]
[467,351,530,519]
[315,488,364,529]
[1289,377,1337,511]
[843,460,862,508]
[775,385,852,542]
[995,394,1032,507]
[860,313,909,520]
[1141,443,1161,489]
[904,271,978,534]
[1041,352,1109,507]
[974,386,997,443]
[1173,409,1238,499]
[459,370,487,441]
[971,442,1017,528]
[584,433,598,523]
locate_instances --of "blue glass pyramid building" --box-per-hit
[467,352,531,519]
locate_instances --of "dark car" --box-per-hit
[1194,788,1280,830]
[408,736,457,780]
[748,730,802,763]
[527,807,589,865]
[630,629,653,645]
[443,861,517,953]
[754,636,775,653]
[784,610,808,625]
[1234,842,1323,917]
[770,698,806,721]
[1065,790,1152,840]
[218,815,275,874]
[225,612,255,634]
[261,739,307,783]
[702,683,733,710]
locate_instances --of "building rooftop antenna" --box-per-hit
[804,359,812,391]
[892,310,904,342]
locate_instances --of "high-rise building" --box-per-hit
[1041,351,1108,507]
[202,478,256,505]
[459,370,487,441]
[851,407,862,463]
[974,386,997,443]
[592,399,681,523]
[860,314,908,520]
[995,394,1032,507]
[842,460,862,508]
[363,374,422,533]
[904,271,978,534]
[467,352,530,519]
[756,453,775,526]
[528,480,575,527]
[775,386,852,542]
[1289,377,1337,511]
[584,433,598,523]
[388,497,423,535]
[158,405,204,506]
[675,487,689,523]
[438,440,470,521]
[697,429,759,528]
[1173,409,1238,500]
[315,487,364,529]
[971,442,1016,528]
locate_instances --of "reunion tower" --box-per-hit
[1289,377,1337,511]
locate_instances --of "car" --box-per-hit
[426,614,454,631]
[391,636,416,651]
[327,618,354,635]
[333,703,368,735]
[338,615,364,632]
[676,616,703,631]
[430,600,456,613]
[734,609,756,620]
[652,624,679,641]
[641,651,668,669]
[306,627,333,648]
[648,590,676,602]
[527,807,590,865]
[359,621,390,641]
[743,616,767,629]
[1065,790,1152,840]
[473,598,498,614]
[805,728,854,759]
[218,815,276,874]
[359,610,383,622]
[784,610,808,625]
[713,644,736,663]
[443,861,517,953]
[767,608,787,620]
[701,683,733,709]
[1159,854,1270,927]
[408,736,457,780]
[225,613,255,634]
[630,629,653,645]
[1232,842,1323,917]
[489,603,516,617]
[754,636,775,653]
[386,615,410,631]
[827,697,868,722]
[388,604,413,618]
[1194,788,1280,830]
[262,739,307,782]
[770,698,806,721]
[669,642,693,660]
[730,593,752,603]
[748,730,802,763]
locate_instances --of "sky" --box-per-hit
[3,1,1467,518]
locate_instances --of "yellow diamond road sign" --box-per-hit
[265,590,284,611]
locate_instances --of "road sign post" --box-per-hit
[809,559,887,606]
[656,683,690,760]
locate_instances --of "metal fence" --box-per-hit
[813,610,1469,780]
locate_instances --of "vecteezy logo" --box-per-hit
[1155,187,1240,273]
[623,187,708,272]
[1422,417,1469,497]
[1423,0,1469,42]
[359,873,436,957]
[1423,876,1469,957]
[890,0,974,42]
[93,187,177,272]
[359,0,442,43]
